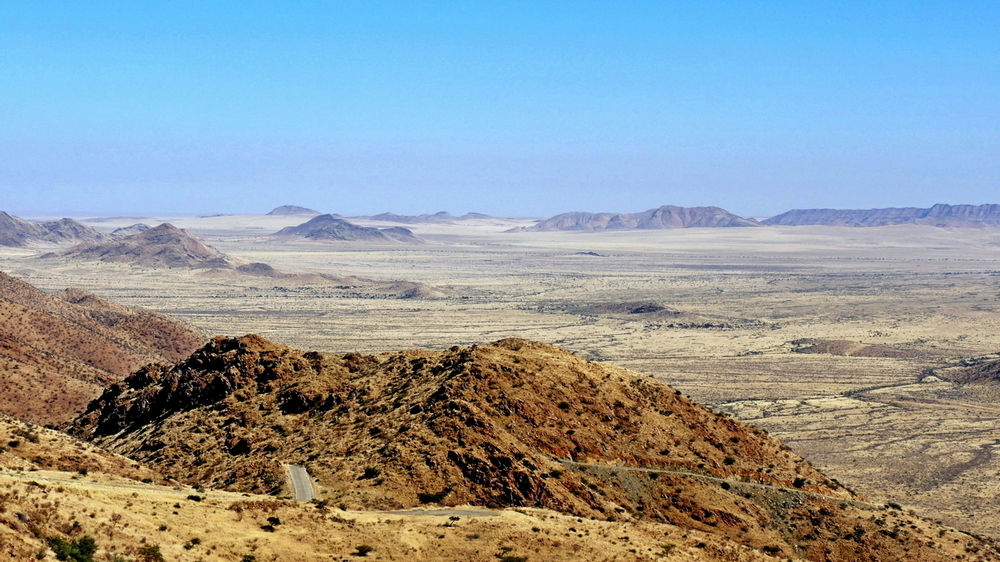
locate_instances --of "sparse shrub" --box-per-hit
[762,545,782,555]
[792,478,807,489]
[77,468,88,476]
[136,545,165,562]
[47,535,97,562]
[721,482,731,490]
[557,401,571,411]
[547,469,563,479]
[186,494,203,502]
[8,440,20,448]
[499,556,528,562]
[354,544,375,557]
[359,467,380,480]
[723,457,736,466]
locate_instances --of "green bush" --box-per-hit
[47,536,97,562]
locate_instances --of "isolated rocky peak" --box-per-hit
[49,222,233,269]
[275,214,423,243]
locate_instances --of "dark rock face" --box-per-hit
[517,205,760,232]
[763,203,1000,226]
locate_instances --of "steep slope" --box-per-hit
[764,203,1000,227]
[48,223,234,268]
[0,211,47,246]
[275,214,424,243]
[0,271,206,424]
[518,205,759,232]
[69,335,996,561]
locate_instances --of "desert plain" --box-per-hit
[5,213,1000,541]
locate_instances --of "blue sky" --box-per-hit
[1,1,997,217]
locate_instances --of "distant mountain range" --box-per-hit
[361,211,492,223]
[515,205,760,232]
[763,204,1000,227]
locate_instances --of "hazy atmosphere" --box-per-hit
[2,1,998,217]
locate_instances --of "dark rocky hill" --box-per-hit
[516,205,760,232]
[48,223,234,268]
[764,203,1000,226]
[274,214,423,243]
[68,334,996,561]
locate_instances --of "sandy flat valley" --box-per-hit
[6,215,1000,536]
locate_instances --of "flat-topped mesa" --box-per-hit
[47,223,234,268]
[516,205,760,232]
[763,203,1000,226]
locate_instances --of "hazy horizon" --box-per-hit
[2,2,997,217]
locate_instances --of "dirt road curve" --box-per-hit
[285,464,314,502]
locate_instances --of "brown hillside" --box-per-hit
[69,335,997,561]
[0,271,206,424]
[48,222,234,268]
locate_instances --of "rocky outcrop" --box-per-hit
[764,203,1000,226]
[516,205,759,232]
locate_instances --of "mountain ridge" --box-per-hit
[514,205,760,232]
[66,333,995,561]
[764,203,1000,226]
